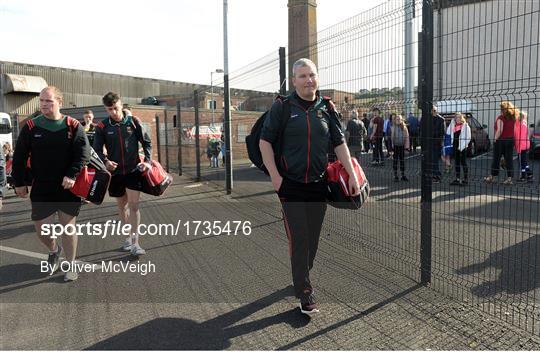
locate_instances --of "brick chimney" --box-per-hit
[288,0,318,92]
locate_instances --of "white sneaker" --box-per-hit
[130,244,146,256]
[64,271,78,282]
[121,238,133,251]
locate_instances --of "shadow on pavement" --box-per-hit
[85,286,308,350]
[456,234,539,296]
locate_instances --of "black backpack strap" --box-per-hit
[320,96,342,129]
[275,95,291,159]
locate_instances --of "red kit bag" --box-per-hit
[140,160,173,196]
[326,157,369,209]
[70,167,111,204]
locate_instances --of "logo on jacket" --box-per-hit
[290,114,299,119]
[126,126,132,134]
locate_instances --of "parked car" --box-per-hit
[530,120,540,159]
[442,112,490,156]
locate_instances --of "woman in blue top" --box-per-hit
[442,126,453,173]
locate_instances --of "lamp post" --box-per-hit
[211,68,224,126]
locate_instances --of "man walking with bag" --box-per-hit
[259,58,360,315]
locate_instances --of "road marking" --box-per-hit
[184,183,203,188]
[0,245,102,269]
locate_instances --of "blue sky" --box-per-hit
[0,0,388,85]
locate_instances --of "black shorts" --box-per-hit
[109,172,143,198]
[30,184,82,221]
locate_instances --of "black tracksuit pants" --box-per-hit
[454,148,468,180]
[278,177,327,299]
[393,146,405,175]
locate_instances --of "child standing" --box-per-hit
[447,113,471,185]
[390,115,410,181]
[515,112,533,182]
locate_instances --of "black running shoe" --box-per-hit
[450,179,461,186]
[47,245,62,276]
[394,175,400,182]
[401,175,409,181]
[300,294,319,316]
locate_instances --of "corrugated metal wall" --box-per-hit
[0,61,200,116]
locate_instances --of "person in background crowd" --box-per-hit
[407,112,419,154]
[370,107,385,165]
[431,105,446,183]
[11,86,90,281]
[346,112,366,159]
[383,113,393,158]
[442,127,453,173]
[362,113,371,153]
[390,115,409,181]
[82,110,96,146]
[484,101,517,185]
[0,145,5,210]
[447,113,471,186]
[514,110,533,182]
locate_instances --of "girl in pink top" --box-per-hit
[515,112,533,182]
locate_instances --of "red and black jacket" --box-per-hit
[12,115,90,187]
[93,114,152,175]
[260,92,345,183]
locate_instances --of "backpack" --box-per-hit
[245,95,290,175]
[245,94,339,175]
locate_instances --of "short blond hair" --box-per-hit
[41,86,63,104]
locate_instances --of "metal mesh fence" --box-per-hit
[155,0,539,335]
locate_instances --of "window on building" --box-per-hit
[208,100,217,110]
[237,124,248,143]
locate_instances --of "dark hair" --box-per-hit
[372,107,380,113]
[102,92,121,107]
[84,109,93,115]
[362,113,367,117]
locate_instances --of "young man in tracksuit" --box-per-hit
[12,86,90,282]
[93,92,152,256]
[259,58,360,315]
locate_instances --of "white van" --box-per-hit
[0,112,13,149]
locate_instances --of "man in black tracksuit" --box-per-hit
[260,58,360,315]
[93,92,152,256]
[12,86,90,282]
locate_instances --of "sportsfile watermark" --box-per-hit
[41,220,252,239]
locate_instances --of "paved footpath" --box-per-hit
[1,169,539,350]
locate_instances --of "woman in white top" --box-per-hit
[447,112,471,185]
